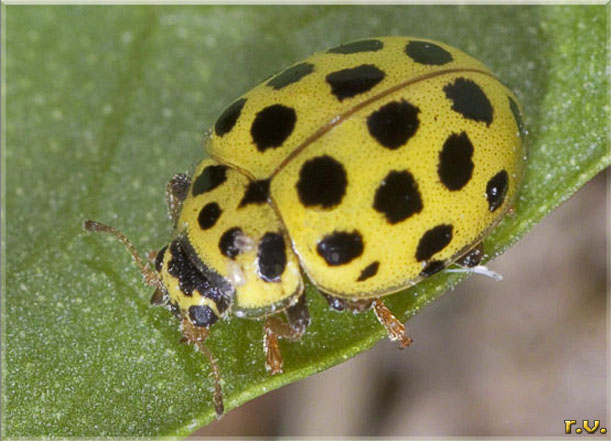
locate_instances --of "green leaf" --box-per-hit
[3,5,608,437]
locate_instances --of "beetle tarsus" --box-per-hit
[372,299,412,348]
[263,296,310,374]
[263,324,284,374]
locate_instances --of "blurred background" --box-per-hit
[195,170,608,437]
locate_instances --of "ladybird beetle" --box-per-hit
[85,36,526,418]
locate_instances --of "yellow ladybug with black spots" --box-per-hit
[85,36,526,418]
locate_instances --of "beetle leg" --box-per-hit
[455,242,484,268]
[165,173,191,227]
[322,293,373,313]
[372,299,412,348]
[322,293,411,348]
[181,317,224,419]
[263,294,310,375]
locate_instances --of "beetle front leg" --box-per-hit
[323,293,412,348]
[263,294,310,374]
[181,318,224,419]
[165,173,190,227]
[456,242,484,268]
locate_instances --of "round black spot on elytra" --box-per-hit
[438,131,474,191]
[257,232,287,282]
[415,224,454,262]
[373,170,423,224]
[326,64,385,101]
[215,98,246,137]
[405,40,453,66]
[218,227,244,259]
[508,96,525,136]
[192,165,227,197]
[327,39,383,54]
[486,170,509,212]
[250,104,296,152]
[367,100,420,150]
[189,305,218,327]
[357,261,379,282]
[239,179,271,207]
[317,230,364,266]
[420,260,445,277]
[198,202,222,230]
[443,78,494,126]
[297,155,347,209]
[267,62,314,90]
[154,245,167,272]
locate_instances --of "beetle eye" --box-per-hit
[154,245,168,273]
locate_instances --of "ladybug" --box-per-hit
[85,36,526,418]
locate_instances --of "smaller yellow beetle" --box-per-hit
[85,36,525,418]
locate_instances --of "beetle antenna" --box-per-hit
[83,219,164,290]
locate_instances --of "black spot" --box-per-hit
[405,40,453,66]
[239,179,271,207]
[438,131,474,191]
[327,39,383,54]
[367,100,420,150]
[373,170,423,224]
[508,96,525,136]
[167,241,194,296]
[486,170,508,212]
[167,240,230,312]
[250,104,297,152]
[154,245,167,272]
[419,260,445,277]
[267,62,314,90]
[188,305,218,327]
[326,64,385,101]
[192,165,227,197]
[198,202,222,230]
[215,98,246,137]
[218,227,244,259]
[357,261,379,282]
[444,78,494,126]
[297,155,347,209]
[317,230,364,266]
[415,224,454,262]
[257,232,287,282]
